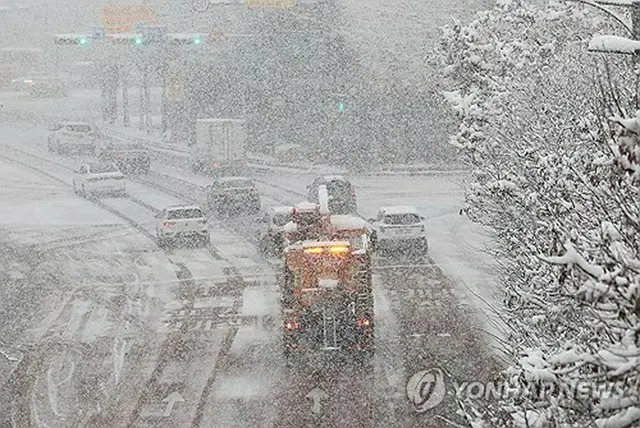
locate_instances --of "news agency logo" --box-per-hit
[406,368,447,412]
[406,367,639,412]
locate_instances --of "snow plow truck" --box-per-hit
[280,190,375,362]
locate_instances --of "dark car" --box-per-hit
[205,177,261,215]
[257,206,293,256]
[307,175,357,214]
[98,142,151,174]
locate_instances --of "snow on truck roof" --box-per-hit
[294,201,318,211]
[380,206,419,215]
[330,215,368,230]
[282,215,368,233]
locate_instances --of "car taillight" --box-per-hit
[357,317,371,328]
[285,320,300,330]
[212,162,220,169]
[163,221,175,227]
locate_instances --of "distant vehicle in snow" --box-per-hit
[368,206,427,254]
[190,118,247,176]
[155,205,210,247]
[307,175,357,215]
[28,76,69,98]
[48,121,97,155]
[204,176,261,216]
[257,206,293,256]
[72,162,126,198]
[98,142,151,174]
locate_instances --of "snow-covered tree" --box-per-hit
[434,1,639,426]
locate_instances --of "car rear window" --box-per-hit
[89,163,119,174]
[272,213,291,227]
[65,124,91,133]
[383,214,421,225]
[168,208,205,220]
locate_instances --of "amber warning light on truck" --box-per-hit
[303,244,350,255]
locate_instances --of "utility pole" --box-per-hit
[633,1,640,41]
[122,65,130,127]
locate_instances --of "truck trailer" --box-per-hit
[190,118,248,176]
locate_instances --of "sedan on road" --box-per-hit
[73,162,126,198]
[48,121,97,155]
[205,177,261,215]
[155,205,210,247]
[369,206,428,254]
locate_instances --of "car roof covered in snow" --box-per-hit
[330,215,368,230]
[294,201,318,211]
[59,121,91,126]
[379,205,419,215]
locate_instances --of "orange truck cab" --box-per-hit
[281,202,374,360]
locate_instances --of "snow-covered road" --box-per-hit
[0,112,503,427]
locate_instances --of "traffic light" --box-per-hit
[53,34,92,46]
[338,102,345,112]
[168,33,207,46]
[134,36,144,46]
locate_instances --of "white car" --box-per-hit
[369,206,428,253]
[73,162,126,197]
[155,205,210,247]
[47,121,96,155]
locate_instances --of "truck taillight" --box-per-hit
[357,317,371,328]
[285,321,300,330]
[163,221,175,227]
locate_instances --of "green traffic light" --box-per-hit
[78,37,88,45]
[338,103,345,111]
[194,38,201,45]
[135,38,143,45]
